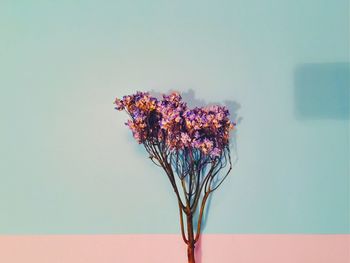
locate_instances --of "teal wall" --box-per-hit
[0,0,349,234]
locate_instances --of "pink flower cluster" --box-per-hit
[114,91,235,158]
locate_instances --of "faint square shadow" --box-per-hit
[294,62,349,120]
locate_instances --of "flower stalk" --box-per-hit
[114,91,235,263]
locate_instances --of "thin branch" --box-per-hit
[178,201,188,244]
[190,162,215,211]
[209,150,232,193]
[194,192,210,242]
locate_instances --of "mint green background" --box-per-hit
[0,0,349,234]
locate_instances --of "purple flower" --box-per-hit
[114,91,235,156]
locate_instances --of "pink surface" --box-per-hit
[0,235,349,263]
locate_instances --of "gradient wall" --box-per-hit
[0,0,349,262]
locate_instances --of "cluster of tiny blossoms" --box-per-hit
[114,91,235,158]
